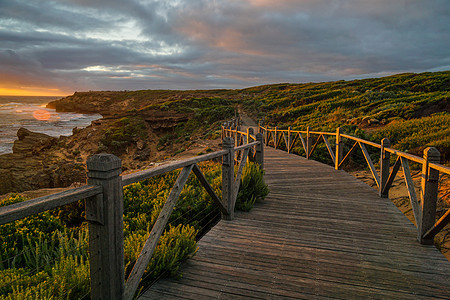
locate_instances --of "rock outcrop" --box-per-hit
[13,128,57,155]
[0,128,85,194]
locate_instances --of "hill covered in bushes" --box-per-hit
[240,71,449,162]
[0,71,448,195]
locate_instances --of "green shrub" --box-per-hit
[99,117,147,154]
[235,162,269,211]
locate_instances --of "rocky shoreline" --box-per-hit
[0,90,229,195]
[0,128,86,194]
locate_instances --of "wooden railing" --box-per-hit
[259,122,450,246]
[0,132,263,299]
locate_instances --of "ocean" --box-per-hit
[0,96,102,155]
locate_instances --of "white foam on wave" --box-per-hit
[0,96,102,155]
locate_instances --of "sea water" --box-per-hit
[0,96,102,155]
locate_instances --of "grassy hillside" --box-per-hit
[48,71,449,162]
[240,71,449,161]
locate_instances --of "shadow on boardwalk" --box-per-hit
[142,147,450,299]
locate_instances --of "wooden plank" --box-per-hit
[282,132,288,149]
[338,141,358,167]
[234,148,250,200]
[385,147,424,164]
[272,128,277,148]
[308,134,322,157]
[424,208,450,239]
[359,142,381,187]
[381,156,401,195]
[429,162,450,175]
[400,157,421,226]
[276,131,283,149]
[142,146,450,300]
[289,131,298,152]
[192,164,227,215]
[341,134,382,149]
[234,141,258,151]
[298,132,307,153]
[322,134,335,164]
[86,154,124,300]
[125,165,193,300]
[0,185,102,225]
[122,150,226,186]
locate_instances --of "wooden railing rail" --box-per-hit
[0,130,263,299]
[0,185,102,225]
[259,122,450,246]
[222,124,263,168]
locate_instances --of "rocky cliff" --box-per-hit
[0,129,86,194]
[0,90,234,195]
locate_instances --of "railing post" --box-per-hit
[256,133,264,170]
[418,147,440,244]
[86,154,124,300]
[265,127,268,146]
[247,128,254,163]
[222,137,235,220]
[306,126,312,159]
[287,126,292,153]
[274,126,278,149]
[379,138,391,198]
[247,128,253,144]
[335,127,343,170]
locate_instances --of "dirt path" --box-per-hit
[237,108,257,130]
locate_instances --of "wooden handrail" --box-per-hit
[0,185,102,225]
[341,134,382,149]
[122,150,227,186]
[0,123,264,299]
[258,122,449,246]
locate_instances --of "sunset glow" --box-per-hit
[32,109,51,121]
[0,88,69,97]
[0,0,448,91]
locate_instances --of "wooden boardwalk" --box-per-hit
[141,147,450,299]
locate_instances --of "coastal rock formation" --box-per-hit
[13,128,57,155]
[0,128,85,194]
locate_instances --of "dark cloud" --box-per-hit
[0,0,448,94]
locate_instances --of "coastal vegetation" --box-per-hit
[0,70,448,297]
[0,162,268,299]
[241,71,449,162]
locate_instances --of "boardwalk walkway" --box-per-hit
[141,147,450,299]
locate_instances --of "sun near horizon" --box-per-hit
[0,87,71,97]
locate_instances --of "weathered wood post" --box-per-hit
[86,154,124,300]
[306,126,312,159]
[248,128,254,143]
[222,137,235,220]
[335,127,343,170]
[221,124,225,140]
[418,147,440,244]
[274,126,278,149]
[248,128,254,163]
[236,125,241,147]
[379,138,391,198]
[287,126,292,153]
[264,127,268,146]
[256,133,264,170]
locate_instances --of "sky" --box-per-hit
[0,0,449,96]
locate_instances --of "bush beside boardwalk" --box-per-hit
[0,161,268,299]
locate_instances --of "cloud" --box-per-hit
[0,0,449,94]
